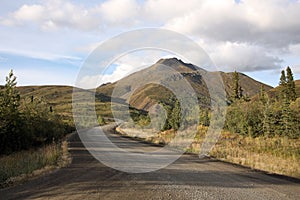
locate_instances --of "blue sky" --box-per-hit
[0,0,299,88]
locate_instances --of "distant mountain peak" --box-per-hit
[157,57,184,64]
[155,57,199,72]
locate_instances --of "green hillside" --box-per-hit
[15,85,145,124]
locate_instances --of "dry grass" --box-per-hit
[118,125,300,178]
[0,140,70,187]
[210,131,300,178]
[182,126,300,178]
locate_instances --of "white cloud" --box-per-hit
[2,0,300,48]
[201,41,283,72]
[0,0,100,31]
[163,0,300,48]
[289,44,300,57]
[77,50,176,88]
[98,0,140,25]
[292,65,300,74]
[0,0,142,31]
[0,0,300,84]
[143,0,199,21]
[14,4,44,22]
[78,63,136,89]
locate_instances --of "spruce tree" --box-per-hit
[233,71,240,100]
[262,100,272,137]
[170,99,181,131]
[238,85,243,99]
[286,67,296,101]
[281,94,293,137]
[2,70,20,113]
[279,70,287,86]
[259,85,267,105]
[279,70,287,99]
[0,70,21,153]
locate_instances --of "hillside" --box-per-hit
[256,79,300,100]
[16,86,86,122]
[5,58,275,119]
[14,85,145,123]
[97,58,273,110]
[296,80,300,96]
[220,72,272,98]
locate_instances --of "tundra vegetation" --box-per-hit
[0,70,73,186]
[127,67,300,178]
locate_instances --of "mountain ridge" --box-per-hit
[97,58,273,110]
[1,58,280,115]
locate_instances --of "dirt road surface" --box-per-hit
[1,126,299,200]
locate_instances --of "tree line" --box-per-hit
[225,67,299,138]
[134,67,299,139]
[0,70,72,154]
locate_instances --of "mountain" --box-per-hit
[97,58,273,110]
[3,58,274,119]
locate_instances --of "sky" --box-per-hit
[0,0,299,88]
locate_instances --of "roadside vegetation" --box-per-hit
[211,131,300,178]
[0,70,73,185]
[119,67,300,178]
[224,67,299,138]
[0,141,69,187]
[1,64,299,182]
[136,125,299,178]
[210,67,299,177]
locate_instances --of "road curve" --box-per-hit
[1,125,300,200]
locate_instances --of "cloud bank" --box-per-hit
[0,0,299,87]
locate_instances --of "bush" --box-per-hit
[0,70,70,155]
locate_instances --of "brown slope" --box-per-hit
[98,58,212,110]
[16,85,87,121]
[221,72,273,99]
[296,80,300,96]
[14,85,143,120]
[263,79,300,100]
[97,58,272,110]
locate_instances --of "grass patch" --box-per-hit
[0,141,69,187]
[183,126,300,178]
[117,125,300,178]
[210,132,300,178]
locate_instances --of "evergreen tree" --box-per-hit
[238,85,243,99]
[279,70,287,86]
[161,102,172,131]
[2,70,20,114]
[0,70,22,153]
[279,70,287,99]
[170,99,181,131]
[290,98,300,138]
[281,94,293,137]
[0,70,70,154]
[259,85,267,105]
[231,71,244,103]
[262,99,273,137]
[286,66,296,101]
[233,71,240,100]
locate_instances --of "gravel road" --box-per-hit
[1,126,299,200]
